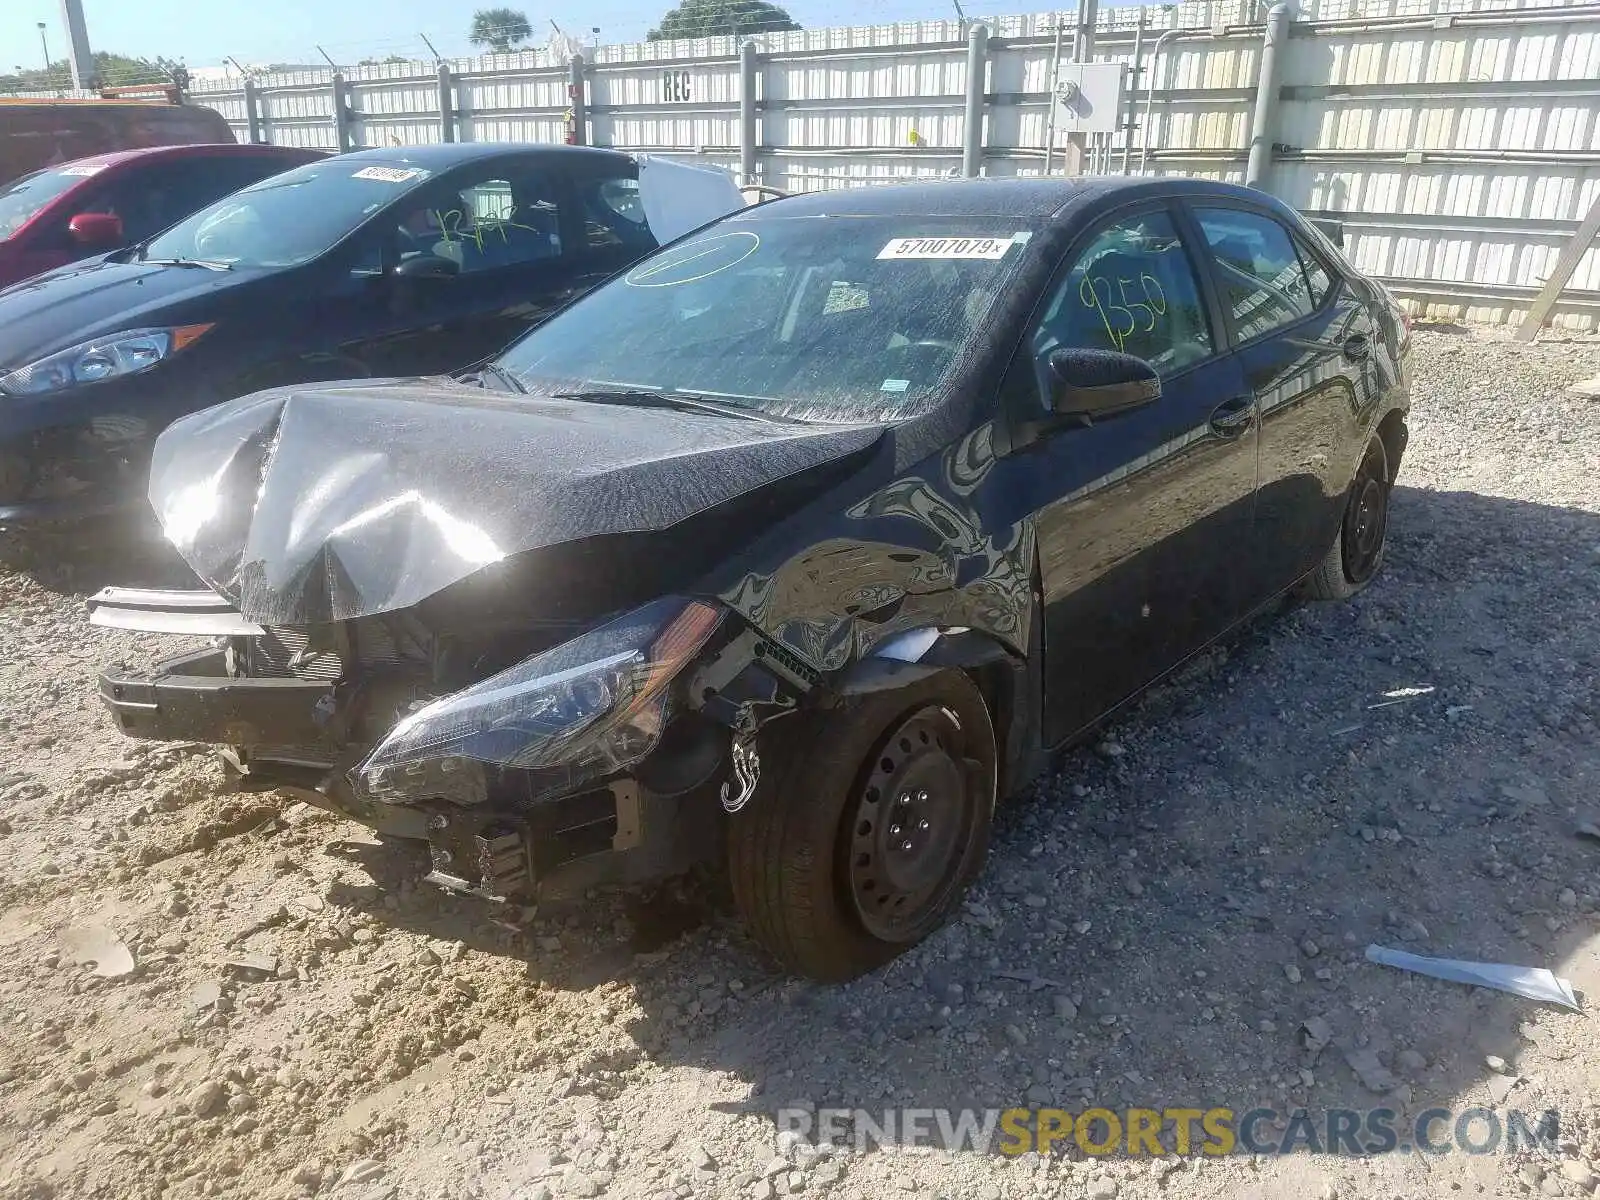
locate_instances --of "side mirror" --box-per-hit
[68,212,125,250]
[1311,218,1345,249]
[393,253,460,280]
[1047,348,1160,422]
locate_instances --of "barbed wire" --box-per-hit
[2,0,1195,91]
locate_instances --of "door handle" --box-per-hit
[1343,333,1372,361]
[1209,395,1255,437]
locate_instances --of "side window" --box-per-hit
[1294,235,1333,307]
[1194,208,1315,340]
[577,175,657,258]
[135,160,268,237]
[53,160,269,247]
[1032,207,1214,378]
[50,176,151,245]
[396,168,563,274]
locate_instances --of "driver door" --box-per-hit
[1016,203,1259,744]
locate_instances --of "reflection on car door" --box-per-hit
[1190,204,1371,602]
[1013,204,1258,745]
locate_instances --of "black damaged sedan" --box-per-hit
[90,176,1410,980]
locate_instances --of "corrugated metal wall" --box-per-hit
[176,0,1600,329]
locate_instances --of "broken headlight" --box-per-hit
[353,597,723,804]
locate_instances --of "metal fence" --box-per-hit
[98,0,1600,329]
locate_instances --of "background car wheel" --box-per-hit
[727,669,997,981]
[1303,435,1391,601]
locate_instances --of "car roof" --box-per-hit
[44,143,319,173]
[332,143,636,171]
[733,175,1288,224]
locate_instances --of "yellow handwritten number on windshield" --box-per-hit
[1078,273,1168,351]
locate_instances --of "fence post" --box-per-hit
[331,71,353,151]
[437,63,456,142]
[242,78,262,143]
[740,38,759,186]
[962,22,989,178]
[567,54,588,146]
[1245,1,1293,191]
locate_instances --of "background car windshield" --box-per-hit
[140,160,435,267]
[496,216,1037,421]
[0,168,92,238]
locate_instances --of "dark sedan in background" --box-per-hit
[0,142,742,526]
[90,175,1410,981]
[0,143,323,290]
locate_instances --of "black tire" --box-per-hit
[1303,435,1391,601]
[727,669,997,982]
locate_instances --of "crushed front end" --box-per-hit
[91,586,802,902]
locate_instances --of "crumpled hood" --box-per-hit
[150,378,884,625]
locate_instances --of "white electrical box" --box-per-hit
[1052,62,1126,135]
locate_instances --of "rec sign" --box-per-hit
[661,70,693,102]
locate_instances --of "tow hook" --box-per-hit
[720,734,761,813]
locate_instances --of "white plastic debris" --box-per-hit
[1367,685,1435,710]
[59,922,136,978]
[1366,944,1580,1010]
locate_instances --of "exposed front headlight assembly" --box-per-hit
[353,597,724,805]
[0,324,213,396]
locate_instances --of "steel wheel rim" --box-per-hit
[845,705,974,944]
[1342,452,1389,584]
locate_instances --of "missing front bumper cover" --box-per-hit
[99,647,335,748]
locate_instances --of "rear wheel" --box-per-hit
[1303,435,1391,601]
[727,670,997,981]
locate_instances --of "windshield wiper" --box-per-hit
[551,388,764,421]
[458,362,526,394]
[140,257,233,271]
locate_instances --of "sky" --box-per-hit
[1,0,980,73]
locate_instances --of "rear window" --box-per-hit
[0,166,100,239]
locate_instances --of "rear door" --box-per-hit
[566,170,660,295]
[1018,202,1258,744]
[1186,202,1372,603]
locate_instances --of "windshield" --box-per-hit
[0,166,99,239]
[495,215,1038,422]
[141,159,436,268]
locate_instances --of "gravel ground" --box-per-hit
[1,327,1598,1200]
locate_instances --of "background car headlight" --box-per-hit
[0,324,213,396]
[354,597,723,804]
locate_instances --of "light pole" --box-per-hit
[37,22,50,73]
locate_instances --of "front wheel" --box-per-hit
[1303,435,1391,601]
[727,670,997,981]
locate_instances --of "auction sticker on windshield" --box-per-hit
[350,166,428,184]
[877,236,1016,261]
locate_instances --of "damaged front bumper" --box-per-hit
[89,586,763,902]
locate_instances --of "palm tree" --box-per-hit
[469,8,533,53]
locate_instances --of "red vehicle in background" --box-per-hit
[0,143,326,290]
